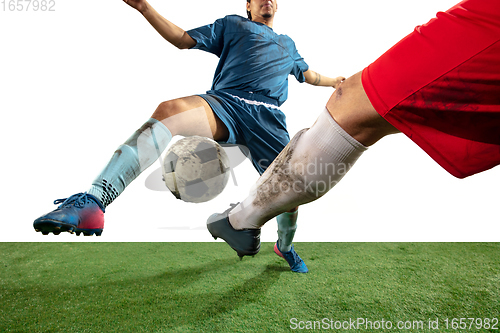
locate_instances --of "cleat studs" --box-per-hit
[95,230,102,236]
[76,231,81,236]
[42,231,49,235]
[53,231,61,235]
[213,236,217,240]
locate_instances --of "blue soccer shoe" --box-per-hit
[34,193,105,236]
[274,241,308,273]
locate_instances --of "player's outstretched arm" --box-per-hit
[304,70,345,89]
[123,0,196,49]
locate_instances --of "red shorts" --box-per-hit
[362,0,500,178]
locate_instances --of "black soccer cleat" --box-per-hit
[207,203,260,259]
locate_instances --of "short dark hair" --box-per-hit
[246,0,252,20]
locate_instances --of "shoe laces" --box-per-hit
[283,246,301,265]
[54,192,105,212]
[289,249,301,265]
[223,202,239,215]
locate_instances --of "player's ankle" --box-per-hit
[228,210,260,230]
[228,214,243,230]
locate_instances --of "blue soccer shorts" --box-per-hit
[199,89,290,175]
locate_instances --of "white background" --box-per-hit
[1,0,498,242]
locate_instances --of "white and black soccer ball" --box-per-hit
[162,136,230,203]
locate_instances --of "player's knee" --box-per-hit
[152,100,184,121]
[327,74,398,146]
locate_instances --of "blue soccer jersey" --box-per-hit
[187,15,309,107]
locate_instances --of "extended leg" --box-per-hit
[34,96,228,236]
[88,96,228,207]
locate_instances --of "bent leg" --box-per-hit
[228,72,398,229]
[88,96,228,207]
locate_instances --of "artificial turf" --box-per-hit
[0,243,498,332]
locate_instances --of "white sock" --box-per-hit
[229,108,367,229]
[88,118,172,207]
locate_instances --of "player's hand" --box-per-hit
[123,0,147,13]
[332,76,346,89]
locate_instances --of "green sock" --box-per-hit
[276,210,298,253]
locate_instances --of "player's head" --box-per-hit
[246,0,278,21]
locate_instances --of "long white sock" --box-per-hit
[88,118,172,207]
[229,108,367,229]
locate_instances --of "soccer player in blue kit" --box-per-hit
[33,0,344,273]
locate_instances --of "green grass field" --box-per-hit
[1,243,498,332]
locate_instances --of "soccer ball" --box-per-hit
[162,136,230,203]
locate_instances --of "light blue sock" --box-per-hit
[276,210,298,253]
[88,118,172,207]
